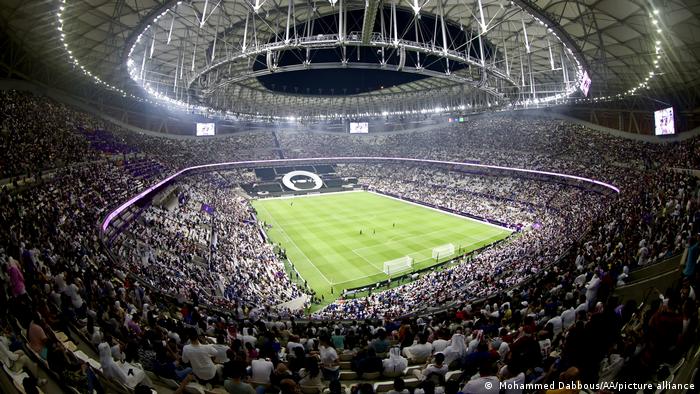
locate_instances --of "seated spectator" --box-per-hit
[280,378,303,394]
[182,328,221,383]
[224,360,256,394]
[402,333,432,364]
[414,380,437,394]
[544,367,581,394]
[463,341,496,377]
[22,376,41,394]
[99,341,149,389]
[288,346,307,376]
[331,328,345,350]
[0,332,46,385]
[250,350,274,385]
[213,335,231,364]
[153,342,192,382]
[46,340,96,393]
[351,382,374,394]
[370,330,390,354]
[441,334,466,368]
[272,363,294,387]
[382,347,408,377]
[298,356,323,388]
[461,360,500,394]
[354,347,383,377]
[387,377,409,394]
[327,379,347,394]
[413,353,447,382]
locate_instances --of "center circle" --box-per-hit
[281,170,323,191]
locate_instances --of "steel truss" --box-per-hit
[126,0,585,118]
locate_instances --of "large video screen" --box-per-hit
[349,122,369,134]
[196,123,216,136]
[580,71,591,97]
[654,107,675,136]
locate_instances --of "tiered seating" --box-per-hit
[78,127,139,155]
[122,158,165,180]
[1,89,700,394]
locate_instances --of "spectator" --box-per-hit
[182,328,221,383]
[382,347,408,377]
[414,353,447,382]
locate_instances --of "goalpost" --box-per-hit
[383,256,413,276]
[432,243,456,260]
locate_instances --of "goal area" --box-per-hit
[432,243,456,259]
[383,256,413,275]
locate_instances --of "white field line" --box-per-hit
[334,237,487,286]
[350,249,384,273]
[255,189,363,200]
[255,191,510,287]
[350,227,483,256]
[366,190,514,232]
[256,203,332,285]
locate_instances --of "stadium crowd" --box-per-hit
[0,91,98,179]
[0,90,698,393]
[316,168,697,317]
[114,173,304,312]
[335,164,575,227]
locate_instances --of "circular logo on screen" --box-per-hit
[282,171,323,191]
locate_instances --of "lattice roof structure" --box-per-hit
[0,0,697,118]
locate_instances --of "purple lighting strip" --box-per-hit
[101,157,620,232]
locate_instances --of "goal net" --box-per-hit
[432,243,456,259]
[383,256,413,275]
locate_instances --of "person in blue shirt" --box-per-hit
[682,233,699,279]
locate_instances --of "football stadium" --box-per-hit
[0,0,699,393]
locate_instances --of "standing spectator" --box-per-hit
[7,258,25,299]
[682,233,699,279]
[318,335,340,381]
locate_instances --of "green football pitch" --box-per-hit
[252,191,512,303]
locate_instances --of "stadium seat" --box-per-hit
[404,366,421,376]
[373,381,395,393]
[205,388,229,394]
[361,371,381,380]
[339,371,357,380]
[403,378,421,388]
[300,385,324,394]
[445,370,462,382]
[184,383,207,394]
[382,369,403,378]
[159,378,181,390]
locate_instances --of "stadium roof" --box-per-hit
[0,0,698,118]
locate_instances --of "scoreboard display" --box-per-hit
[196,123,216,136]
[654,107,675,136]
[349,122,369,133]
